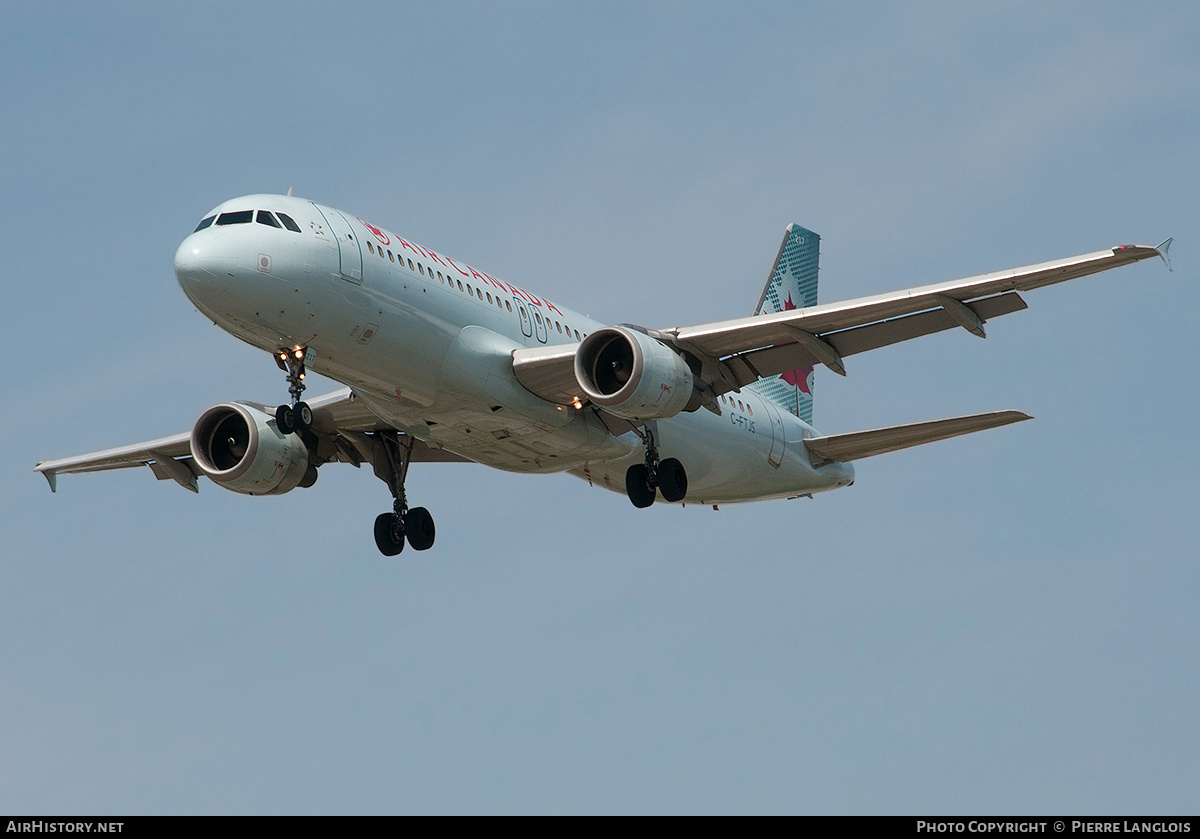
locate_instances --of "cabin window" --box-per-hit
[556,321,562,333]
[276,212,301,233]
[388,250,394,262]
[437,271,443,281]
[574,329,580,340]
[407,258,414,270]
[505,301,512,312]
[747,404,753,416]
[486,292,493,304]
[535,312,543,326]
[368,242,375,254]
[194,215,216,232]
[256,210,282,228]
[216,210,253,225]
[476,288,483,300]
[457,280,464,291]
[466,283,473,295]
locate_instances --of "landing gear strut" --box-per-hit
[625,421,687,507]
[371,431,436,555]
[273,347,312,435]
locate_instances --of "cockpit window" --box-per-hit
[216,210,253,226]
[194,215,216,232]
[256,210,282,228]
[276,212,302,233]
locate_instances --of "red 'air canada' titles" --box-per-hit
[369,223,566,317]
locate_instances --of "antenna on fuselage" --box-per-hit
[287,186,293,196]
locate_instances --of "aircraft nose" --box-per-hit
[175,232,237,300]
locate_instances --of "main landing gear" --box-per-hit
[274,347,313,435]
[266,348,435,555]
[371,431,436,556]
[625,420,687,508]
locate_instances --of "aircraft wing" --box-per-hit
[35,388,471,493]
[513,242,1170,404]
[667,242,1169,391]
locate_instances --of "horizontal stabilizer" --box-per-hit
[804,410,1032,464]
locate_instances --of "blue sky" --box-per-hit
[2,2,1197,814]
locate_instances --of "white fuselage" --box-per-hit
[173,194,854,504]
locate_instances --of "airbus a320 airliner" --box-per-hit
[36,195,1172,554]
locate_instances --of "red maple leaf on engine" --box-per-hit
[777,293,813,394]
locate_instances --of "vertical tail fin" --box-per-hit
[748,223,820,423]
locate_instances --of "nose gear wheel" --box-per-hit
[273,347,312,435]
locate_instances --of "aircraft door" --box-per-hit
[763,400,787,468]
[514,299,534,338]
[531,306,549,343]
[325,210,364,283]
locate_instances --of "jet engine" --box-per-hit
[574,326,698,421]
[190,403,315,495]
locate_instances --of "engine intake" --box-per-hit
[575,326,697,421]
[190,403,313,495]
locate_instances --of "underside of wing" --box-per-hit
[36,388,472,493]
[35,433,198,492]
[804,410,1032,465]
[511,344,581,406]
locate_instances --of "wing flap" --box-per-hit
[724,292,1028,386]
[804,410,1032,464]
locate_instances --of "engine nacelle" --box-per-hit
[574,326,697,421]
[190,403,313,495]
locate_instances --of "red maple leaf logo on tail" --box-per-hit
[777,293,813,395]
[782,365,813,394]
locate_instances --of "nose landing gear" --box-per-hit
[273,347,313,435]
[624,420,687,507]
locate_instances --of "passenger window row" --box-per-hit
[363,239,585,342]
[718,394,753,415]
